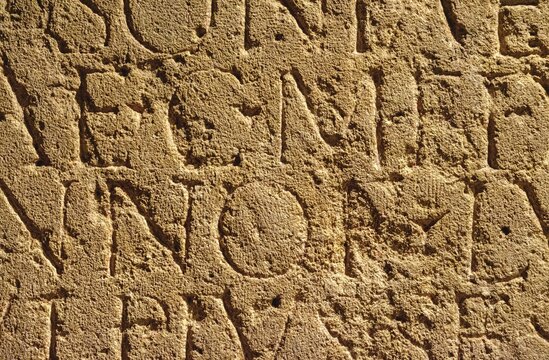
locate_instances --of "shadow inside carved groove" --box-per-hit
[440,0,468,45]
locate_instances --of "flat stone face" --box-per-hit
[0,0,548,359]
[125,0,210,54]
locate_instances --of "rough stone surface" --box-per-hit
[0,1,548,359]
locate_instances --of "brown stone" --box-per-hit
[0,1,548,359]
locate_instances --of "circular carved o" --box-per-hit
[219,183,307,278]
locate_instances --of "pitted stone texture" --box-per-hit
[125,0,210,53]
[0,0,548,359]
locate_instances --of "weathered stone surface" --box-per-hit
[0,1,548,359]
